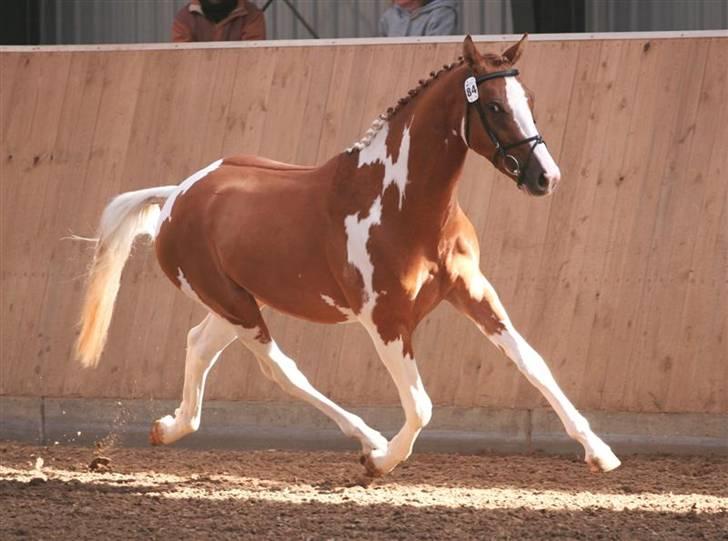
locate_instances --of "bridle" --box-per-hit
[463,68,545,186]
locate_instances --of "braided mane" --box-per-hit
[345,53,506,154]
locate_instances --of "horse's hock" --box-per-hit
[1,33,726,454]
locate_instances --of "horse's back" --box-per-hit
[154,153,350,324]
[222,154,316,173]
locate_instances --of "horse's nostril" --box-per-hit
[537,173,549,190]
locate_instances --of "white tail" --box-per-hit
[76,185,178,367]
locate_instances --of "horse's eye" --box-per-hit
[487,102,501,113]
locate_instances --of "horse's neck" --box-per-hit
[351,68,468,225]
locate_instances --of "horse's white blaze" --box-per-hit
[157,159,223,231]
[504,78,560,181]
[357,120,412,210]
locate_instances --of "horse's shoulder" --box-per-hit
[438,207,481,278]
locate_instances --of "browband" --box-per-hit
[475,68,519,84]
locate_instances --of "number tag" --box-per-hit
[464,76,479,103]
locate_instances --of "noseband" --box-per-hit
[464,69,544,186]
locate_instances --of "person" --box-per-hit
[379,0,457,37]
[172,0,266,42]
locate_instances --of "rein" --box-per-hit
[464,69,544,186]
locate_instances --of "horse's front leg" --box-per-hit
[447,267,621,472]
[360,326,432,477]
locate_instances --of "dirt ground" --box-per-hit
[1,442,726,540]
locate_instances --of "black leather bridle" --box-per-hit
[464,68,545,186]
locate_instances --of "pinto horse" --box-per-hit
[76,35,621,476]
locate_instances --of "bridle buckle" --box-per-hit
[503,154,521,177]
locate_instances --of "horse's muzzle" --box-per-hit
[524,168,561,196]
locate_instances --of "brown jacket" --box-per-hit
[172,0,266,42]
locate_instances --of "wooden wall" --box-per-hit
[1,35,726,414]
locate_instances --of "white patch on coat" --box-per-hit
[460,115,468,146]
[320,294,355,322]
[357,120,412,210]
[344,196,383,319]
[344,121,414,321]
[504,78,560,180]
[157,159,223,232]
[177,268,204,306]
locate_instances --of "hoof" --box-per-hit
[149,420,166,446]
[587,451,622,473]
[359,453,385,478]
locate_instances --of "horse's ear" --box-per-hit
[462,35,482,67]
[503,33,528,65]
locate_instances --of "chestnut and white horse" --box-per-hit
[76,36,620,476]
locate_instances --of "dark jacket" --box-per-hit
[172,0,266,42]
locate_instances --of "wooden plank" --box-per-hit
[6,52,74,395]
[561,38,678,411]
[617,38,713,413]
[560,39,652,411]
[662,38,728,413]
[514,39,620,410]
[607,38,712,412]
[58,51,149,397]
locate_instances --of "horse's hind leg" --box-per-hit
[230,298,388,457]
[150,312,236,445]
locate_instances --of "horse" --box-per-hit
[75,35,621,477]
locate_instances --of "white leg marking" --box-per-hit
[365,334,432,475]
[490,324,620,471]
[236,328,387,454]
[152,313,236,444]
[504,78,561,182]
[156,159,223,232]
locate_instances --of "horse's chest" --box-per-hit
[400,260,440,301]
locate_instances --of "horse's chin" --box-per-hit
[521,182,557,197]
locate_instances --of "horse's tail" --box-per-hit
[75,185,177,368]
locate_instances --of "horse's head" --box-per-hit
[462,35,561,196]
